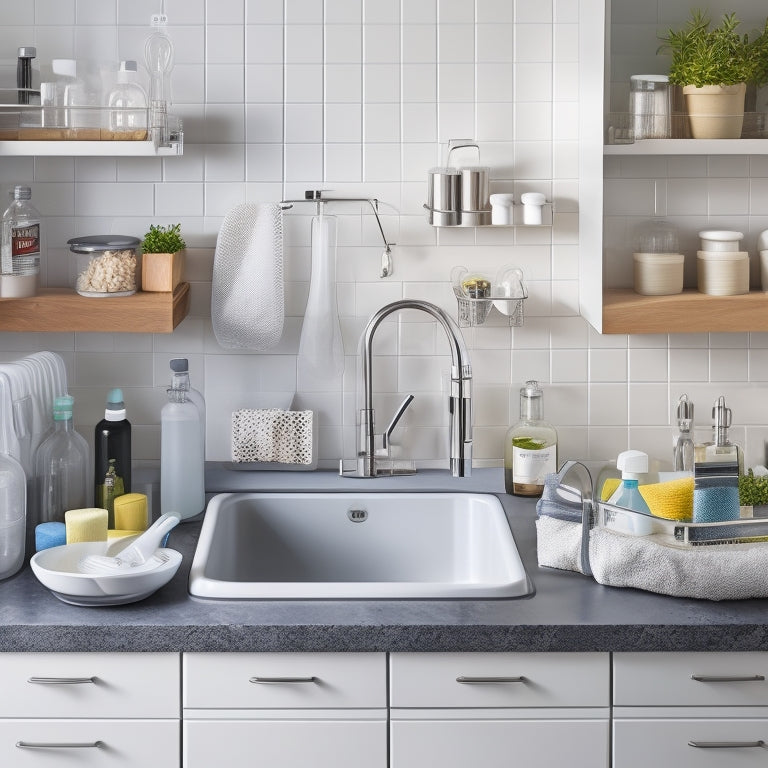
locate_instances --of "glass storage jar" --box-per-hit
[67,235,139,297]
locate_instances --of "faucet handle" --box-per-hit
[382,395,414,450]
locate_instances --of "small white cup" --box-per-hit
[489,193,514,225]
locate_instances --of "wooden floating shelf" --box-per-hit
[0,283,190,333]
[604,139,768,156]
[603,288,768,334]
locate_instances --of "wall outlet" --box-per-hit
[150,13,168,26]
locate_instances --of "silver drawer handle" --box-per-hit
[689,740,765,749]
[691,674,765,683]
[456,676,526,684]
[17,741,104,749]
[27,676,96,685]
[249,676,318,684]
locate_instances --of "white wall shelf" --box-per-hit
[605,139,768,156]
[0,140,182,157]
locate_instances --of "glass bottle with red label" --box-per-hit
[0,185,40,297]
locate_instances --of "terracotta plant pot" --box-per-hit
[682,83,746,139]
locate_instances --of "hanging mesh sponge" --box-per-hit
[211,203,284,350]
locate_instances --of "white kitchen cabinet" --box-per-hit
[390,652,610,768]
[183,652,388,768]
[0,652,180,767]
[613,652,768,767]
[579,0,768,334]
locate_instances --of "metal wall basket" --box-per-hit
[451,265,527,328]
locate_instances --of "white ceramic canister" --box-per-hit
[633,252,684,296]
[696,250,749,296]
[520,192,546,225]
[489,193,514,225]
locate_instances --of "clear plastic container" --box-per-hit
[105,60,148,141]
[67,234,139,297]
[630,74,671,140]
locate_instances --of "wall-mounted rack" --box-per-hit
[280,190,396,278]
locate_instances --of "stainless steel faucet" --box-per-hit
[346,299,472,478]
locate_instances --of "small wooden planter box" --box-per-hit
[142,250,184,292]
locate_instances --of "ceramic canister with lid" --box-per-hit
[632,218,684,296]
[696,230,748,296]
[67,234,140,297]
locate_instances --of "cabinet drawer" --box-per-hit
[184,719,386,768]
[0,653,179,718]
[392,719,609,768]
[390,652,609,708]
[614,652,768,707]
[184,652,386,709]
[0,720,178,767]
[614,718,768,767]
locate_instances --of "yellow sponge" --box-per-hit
[113,493,148,531]
[107,529,143,541]
[65,508,108,544]
[639,476,694,521]
[600,477,621,501]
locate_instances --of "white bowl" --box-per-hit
[633,252,684,295]
[30,539,182,606]
[698,230,744,252]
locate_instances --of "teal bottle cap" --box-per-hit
[53,394,74,420]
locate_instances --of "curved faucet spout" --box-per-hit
[357,299,472,478]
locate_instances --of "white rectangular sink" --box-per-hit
[188,492,531,599]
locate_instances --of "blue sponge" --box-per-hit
[693,486,740,523]
[35,522,66,551]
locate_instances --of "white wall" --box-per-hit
[0,0,764,472]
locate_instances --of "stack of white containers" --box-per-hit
[632,219,684,295]
[697,230,749,295]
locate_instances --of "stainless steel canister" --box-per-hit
[459,166,491,226]
[426,167,461,226]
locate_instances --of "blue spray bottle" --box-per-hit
[608,450,651,515]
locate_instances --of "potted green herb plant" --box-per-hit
[659,10,768,139]
[140,223,186,292]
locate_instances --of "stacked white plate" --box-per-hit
[697,230,749,296]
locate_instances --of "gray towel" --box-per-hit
[589,527,768,601]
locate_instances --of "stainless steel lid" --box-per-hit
[67,235,141,253]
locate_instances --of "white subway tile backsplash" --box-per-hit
[326,24,362,63]
[402,24,437,64]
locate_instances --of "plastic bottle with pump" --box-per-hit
[161,380,204,521]
[608,450,652,514]
[34,395,90,525]
[94,389,131,527]
[504,380,558,497]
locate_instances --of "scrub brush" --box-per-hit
[77,513,179,573]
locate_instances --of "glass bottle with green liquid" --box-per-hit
[504,380,558,497]
[94,389,131,527]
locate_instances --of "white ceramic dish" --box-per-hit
[633,252,684,295]
[698,230,744,252]
[30,539,182,606]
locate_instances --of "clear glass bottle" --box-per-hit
[161,387,204,521]
[504,380,558,497]
[34,395,90,525]
[0,450,26,579]
[0,185,41,298]
[106,60,148,141]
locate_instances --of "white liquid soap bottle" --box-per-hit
[608,450,651,515]
[169,358,205,458]
[161,383,204,521]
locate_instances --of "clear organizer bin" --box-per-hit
[451,265,527,327]
[595,500,768,546]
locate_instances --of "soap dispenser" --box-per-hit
[504,380,557,497]
[607,450,652,515]
[673,394,694,472]
[704,395,743,474]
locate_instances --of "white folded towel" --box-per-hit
[589,527,768,601]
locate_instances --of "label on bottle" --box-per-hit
[11,222,40,275]
[512,440,557,488]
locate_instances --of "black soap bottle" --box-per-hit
[94,388,131,527]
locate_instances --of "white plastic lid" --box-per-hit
[616,449,649,478]
[698,230,743,241]
[520,192,546,205]
[630,74,669,83]
[51,59,76,78]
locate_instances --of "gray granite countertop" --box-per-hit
[2,466,768,653]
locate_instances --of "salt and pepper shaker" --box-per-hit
[489,193,514,225]
[16,46,36,105]
[520,192,546,225]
